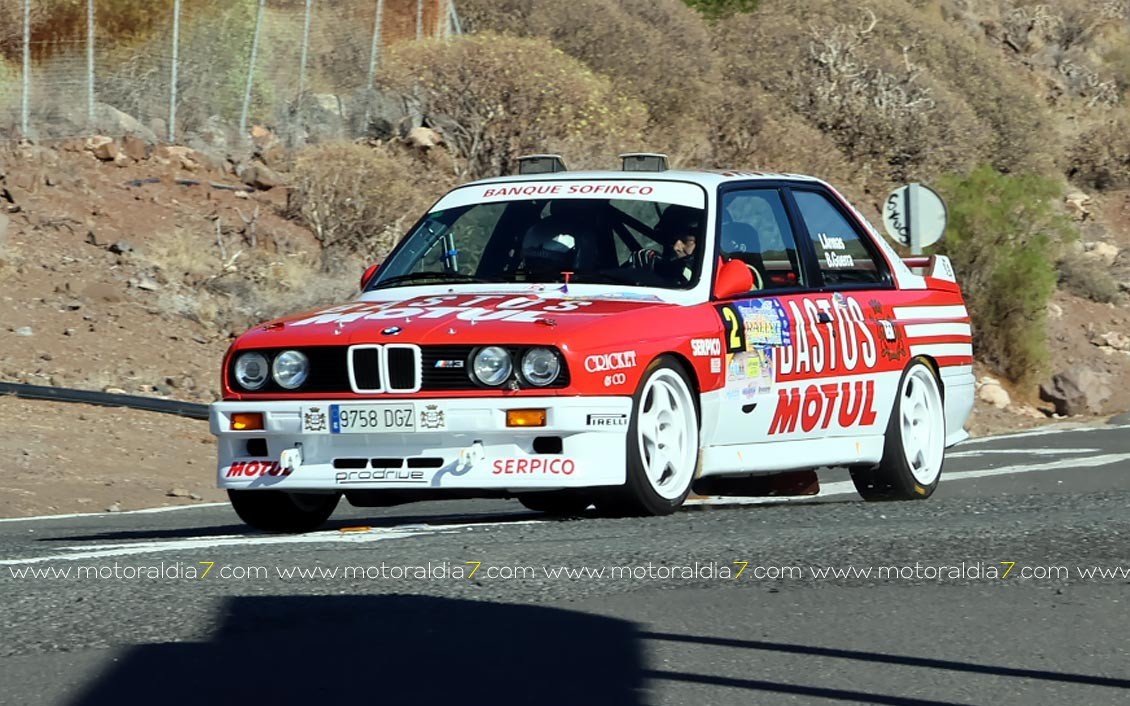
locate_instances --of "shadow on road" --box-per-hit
[68,594,646,706]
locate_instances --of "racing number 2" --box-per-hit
[718,304,746,353]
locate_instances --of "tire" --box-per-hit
[851,360,945,501]
[228,490,341,532]
[515,491,592,516]
[597,356,700,516]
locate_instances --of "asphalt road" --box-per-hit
[1,423,1128,706]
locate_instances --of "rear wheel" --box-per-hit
[598,356,700,516]
[851,360,945,501]
[228,490,341,532]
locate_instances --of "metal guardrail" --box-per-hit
[0,382,208,420]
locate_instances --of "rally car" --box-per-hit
[210,155,974,531]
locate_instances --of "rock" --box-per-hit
[233,190,250,199]
[1095,331,1130,351]
[149,117,168,141]
[239,162,283,191]
[91,103,159,143]
[196,115,231,151]
[63,301,82,311]
[103,387,128,395]
[63,328,76,336]
[156,145,200,171]
[405,126,443,149]
[0,211,8,243]
[978,383,1010,409]
[14,326,33,337]
[1039,369,1112,416]
[113,151,132,167]
[251,124,279,151]
[1064,191,1091,220]
[108,240,134,255]
[120,135,151,161]
[190,493,203,501]
[106,503,121,513]
[1083,241,1120,267]
[135,276,160,292]
[86,136,118,161]
[1046,302,1063,319]
[166,488,190,498]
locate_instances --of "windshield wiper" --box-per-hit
[371,272,505,289]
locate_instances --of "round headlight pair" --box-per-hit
[471,347,560,387]
[233,351,309,391]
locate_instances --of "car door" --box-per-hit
[772,185,904,442]
[709,185,811,448]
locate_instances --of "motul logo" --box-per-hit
[584,350,637,373]
[226,461,289,478]
[769,381,878,435]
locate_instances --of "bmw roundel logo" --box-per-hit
[382,326,402,336]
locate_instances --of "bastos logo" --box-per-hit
[778,296,878,379]
[769,381,878,435]
[584,350,637,373]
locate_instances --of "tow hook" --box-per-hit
[280,443,304,473]
[456,441,485,472]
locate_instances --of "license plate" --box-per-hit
[330,404,415,434]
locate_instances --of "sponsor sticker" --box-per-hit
[587,413,628,427]
[691,337,723,357]
[492,458,577,475]
[710,358,722,374]
[736,298,791,348]
[336,469,428,484]
[584,350,637,373]
[769,380,878,435]
[226,461,288,478]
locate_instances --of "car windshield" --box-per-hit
[369,195,707,291]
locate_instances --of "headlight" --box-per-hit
[472,346,512,386]
[233,352,269,391]
[271,350,310,390]
[521,348,561,387]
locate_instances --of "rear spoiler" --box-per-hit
[902,254,957,284]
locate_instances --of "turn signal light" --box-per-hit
[231,412,265,431]
[506,409,547,427]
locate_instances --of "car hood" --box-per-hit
[234,291,675,350]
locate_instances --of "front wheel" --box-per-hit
[228,490,341,532]
[598,356,700,516]
[851,360,945,501]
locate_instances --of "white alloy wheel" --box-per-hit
[899,364,945,486]
[635,367,699,501]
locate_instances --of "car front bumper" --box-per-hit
[210,396,633,492]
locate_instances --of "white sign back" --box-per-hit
[882,183,947,254]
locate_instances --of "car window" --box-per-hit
[372,197,706,290]
[792,190,885,286]
[719,189,803,289]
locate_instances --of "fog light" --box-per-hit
[506,409,547,427]
[231,412,264,431]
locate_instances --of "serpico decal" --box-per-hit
[691,337,722,357]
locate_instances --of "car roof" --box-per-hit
[465,169,830,190]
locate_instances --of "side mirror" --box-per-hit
[360,263,380,290]
[713,257,754,300]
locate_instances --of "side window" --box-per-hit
[792,190,885,286]
[720,189,803,289]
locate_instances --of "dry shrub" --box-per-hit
[1058,251,1122,303]
[288,142,449,268]
[457,0,717,162]
[378,33,648,178]
[1067,115,1130,190]
[717,0,1054,182]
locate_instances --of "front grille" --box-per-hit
[231,344,568,394]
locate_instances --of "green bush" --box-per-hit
[378,33,647,179]
[935,166,1076,384]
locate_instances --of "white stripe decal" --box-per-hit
[894,305,968,320]
[904,323,972,338]
[911,343,973,358]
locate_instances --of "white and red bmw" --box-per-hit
[210,160,974,531]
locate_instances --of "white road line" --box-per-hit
[0,521,542,566]
[962,424,1127,444]
[0,503,228,524]
[947,448,1100,459]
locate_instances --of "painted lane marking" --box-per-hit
[0,520,542,566]
[947,448,1101,459]
[962,424,1130,444]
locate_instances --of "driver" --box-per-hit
[630,205,701,284]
